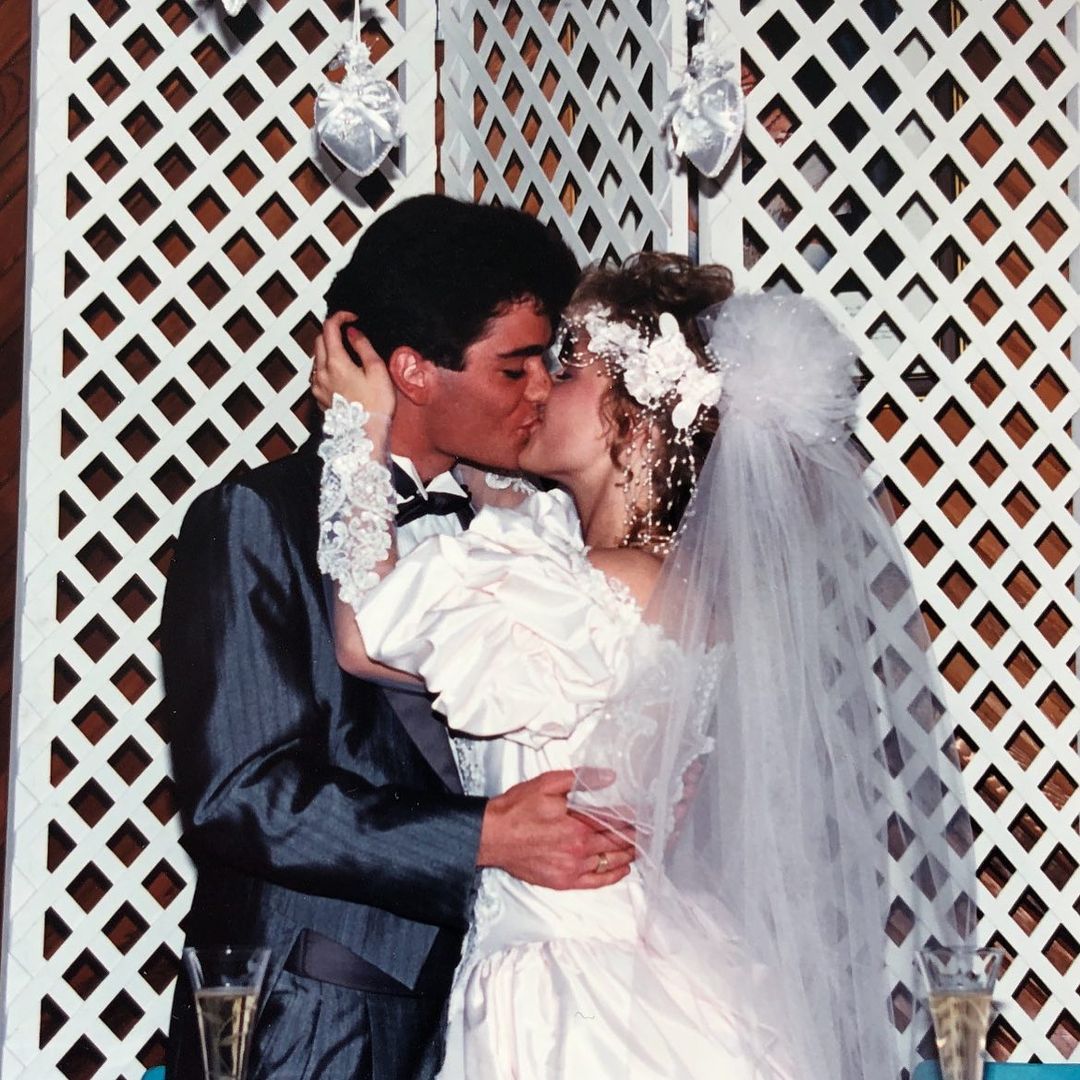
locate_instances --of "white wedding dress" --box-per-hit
[357,490,791,1080]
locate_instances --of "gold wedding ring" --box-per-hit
[596,851,610,874]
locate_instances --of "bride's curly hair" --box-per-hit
[565,252,734,550]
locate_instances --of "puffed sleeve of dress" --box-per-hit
[355,490,641,749]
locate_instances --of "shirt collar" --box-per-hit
[390,455,470,502]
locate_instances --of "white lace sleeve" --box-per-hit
[316,393,397,607]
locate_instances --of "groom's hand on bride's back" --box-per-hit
[476,770,635,890]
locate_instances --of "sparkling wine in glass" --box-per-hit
[183,946,270,1080]
[916,946,1003,1080]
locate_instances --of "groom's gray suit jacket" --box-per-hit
[163,433,486,1080]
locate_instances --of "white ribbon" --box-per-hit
[314,5,404,177]
[661,43,744,178]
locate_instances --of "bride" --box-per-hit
[313,254,973,1079]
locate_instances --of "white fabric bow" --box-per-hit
[661,43,744,178]
[315,37,404,177]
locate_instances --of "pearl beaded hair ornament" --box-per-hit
[553,305,725,433]
[551,304,726,552]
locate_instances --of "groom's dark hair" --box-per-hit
[325,195,579,371]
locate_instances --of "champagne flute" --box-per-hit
[916,946,1003,1080]
[183,946,270,1080]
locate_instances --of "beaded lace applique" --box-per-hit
[482,472,537,496]
[316,394,396,606]
[449,736,485,798]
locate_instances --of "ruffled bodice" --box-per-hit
[358,488,643,778]
[359,487,647,957]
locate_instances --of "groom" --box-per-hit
[163,195,633,1080]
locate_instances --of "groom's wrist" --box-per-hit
[475,796,505,869]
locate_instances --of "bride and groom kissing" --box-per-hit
[165,194,963,1079]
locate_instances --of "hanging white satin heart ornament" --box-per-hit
[220,0,247,15]
[315,39,404,177]
[661,44,744,178]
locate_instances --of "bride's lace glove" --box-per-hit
[317,397,396,604]
[313,314,400,606]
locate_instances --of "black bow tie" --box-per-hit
[391,462,475,530]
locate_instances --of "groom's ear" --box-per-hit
[388,347,437,405]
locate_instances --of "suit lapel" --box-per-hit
[379,685,464,795]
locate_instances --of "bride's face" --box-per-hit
[518,346,614,480]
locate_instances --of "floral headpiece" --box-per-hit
[556,305,725,433]
[551,303,727,555]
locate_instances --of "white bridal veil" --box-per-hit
[573,293,977,1078]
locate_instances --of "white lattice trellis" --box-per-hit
[2,2,434,1076]
[701,0,1080,1062]
[441,0,689,262]
[5,0,1080,1075]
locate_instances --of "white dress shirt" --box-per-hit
[391,455,472,557]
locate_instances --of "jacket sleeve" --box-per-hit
[162,481,486,931]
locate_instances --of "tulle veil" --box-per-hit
[572,293,977,1078]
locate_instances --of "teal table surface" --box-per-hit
[913,1064,1080,1079]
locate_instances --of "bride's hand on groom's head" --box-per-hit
[477,770,637,891]
[311,310,396,417]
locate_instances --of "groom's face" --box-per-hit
[427,299,554,471]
